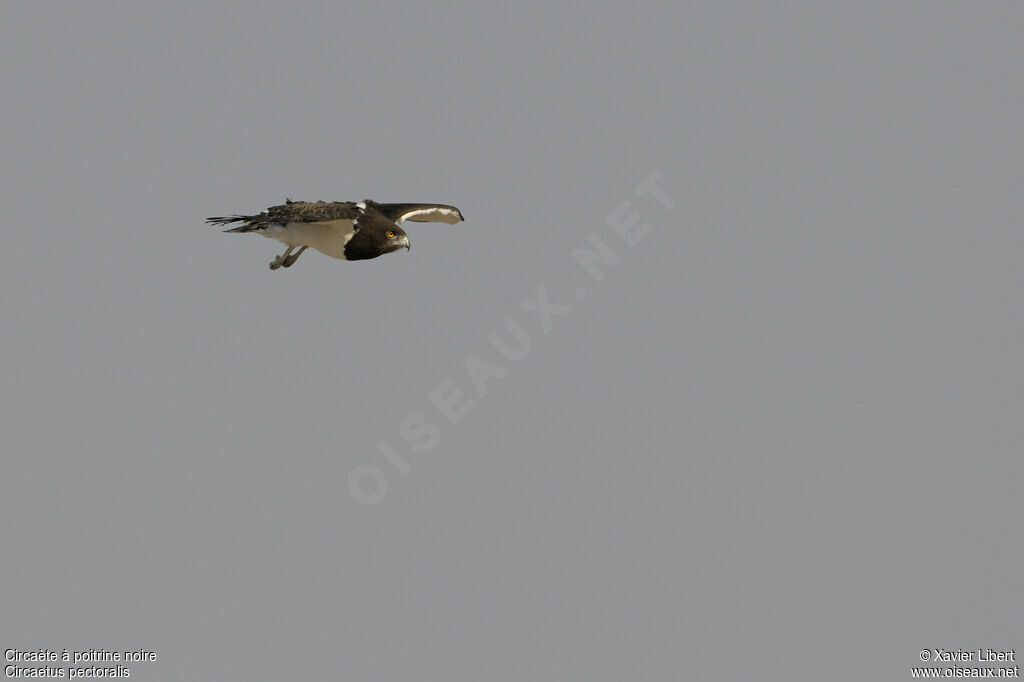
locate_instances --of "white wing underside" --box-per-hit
[394,207,463,224]
[261,219,356,260]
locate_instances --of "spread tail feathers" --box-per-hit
[206,215,261,232]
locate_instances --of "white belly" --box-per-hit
[260,220,356,260]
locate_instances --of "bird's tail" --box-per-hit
[206,215,261,232]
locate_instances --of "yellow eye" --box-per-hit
[386,231,396,239]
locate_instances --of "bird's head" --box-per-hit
[380,225,411,254]
[343,220,410,261]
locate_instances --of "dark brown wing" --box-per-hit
[208,200,363,232]
[369,202,464,225]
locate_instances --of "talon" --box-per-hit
[269,247,294,271]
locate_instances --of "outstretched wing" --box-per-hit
[208,200,363,232]
[370,202,464,225]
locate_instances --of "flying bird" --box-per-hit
[207,199,464,270]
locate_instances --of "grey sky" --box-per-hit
[2,3,1021,680]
